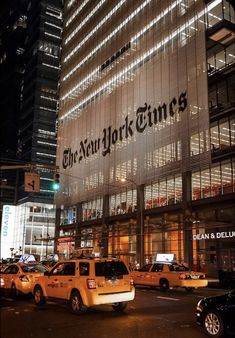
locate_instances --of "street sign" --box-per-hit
[24,172,40,192]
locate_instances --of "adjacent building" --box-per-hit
[0,0,63,260]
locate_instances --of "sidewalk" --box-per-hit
[207,277,220,288]
[207,277,235,289]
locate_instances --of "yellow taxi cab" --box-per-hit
[33,257,135,314]
[131,261,208,292]
[1,262,48,297]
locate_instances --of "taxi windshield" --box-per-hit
[21,264,48,273]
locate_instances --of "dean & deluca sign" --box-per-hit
[193,231,235,240]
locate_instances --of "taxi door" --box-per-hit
[44,262,76,299]
[2,264,19,291]
[133,264,152,285]
[149,263,163,286]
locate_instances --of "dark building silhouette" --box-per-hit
[0,0,63,260]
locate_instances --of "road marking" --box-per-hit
[156,296,180,301]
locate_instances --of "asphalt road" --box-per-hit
[0,287,231,338]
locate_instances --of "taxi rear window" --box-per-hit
[21,264,48,273]
[95,261,129,277]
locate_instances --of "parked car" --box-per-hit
[196,289,235,337]
[1,262,48,297]
[131,262,208,292]
[33,257,135,314]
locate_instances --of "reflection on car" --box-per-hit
[0,262,48,297]
[33,257,135,314]
[196,289,235,337]
[131,262,208,292]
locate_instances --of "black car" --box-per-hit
[196,289,235,338]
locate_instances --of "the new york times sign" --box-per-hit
[62,91,187,169]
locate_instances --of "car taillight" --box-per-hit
[179,273,191,280]
[19,275,29,282]
[87,278,96,289]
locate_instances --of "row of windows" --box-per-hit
[208,43,235,75]
[208,73,235,110]
[211,116,235,151]
[145,176,182,208]
[205,0,235,28]
[61,158,234,225]
[192,159,235,200]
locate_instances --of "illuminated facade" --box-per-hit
[55,0,235,277]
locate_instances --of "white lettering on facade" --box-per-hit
[193,231,235,240]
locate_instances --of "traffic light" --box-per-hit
[52,173,60,191]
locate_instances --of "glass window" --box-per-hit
[226,44,235,66]
[215,50,226,70]
[228,74,235,103]
[208,85,217,109]
[21,264,48,273]
[109,189,137,216]
[230,117,235,146]
[208,55,215,74]
[211,165,221,197]
[217,81,227,106]
[95,261,129,276]
[175,176,182,202]
[207,2,223,27]
[82,198,103,221]
[79,262,89,276]
[159,180,167,206]
[219,120,230,148]
[152,183,159,207]
[221,162,232,194]
[139,264,152,272]
[145,185,152,209]
[167,178,175,205]
[210,123,220,151]
[191,133,200,155]
[201,169,211,198]
[152,263,163,272]
[4,265,19,274]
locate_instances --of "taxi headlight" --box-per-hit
[196,299,204,312]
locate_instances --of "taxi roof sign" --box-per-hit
[156,253,176,262]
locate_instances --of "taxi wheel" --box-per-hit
[203,310,224,338]
[112,302,127,312]
[11,284,19,299]
[70,291,87,314]
[34,286,45,306]
[160,279,169,292]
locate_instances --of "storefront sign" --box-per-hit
[1,205,16,259]
[193,231,235,240]
[62,91,187,169]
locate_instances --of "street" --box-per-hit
[1,287,231,338]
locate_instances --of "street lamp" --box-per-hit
[120,177,144,267]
